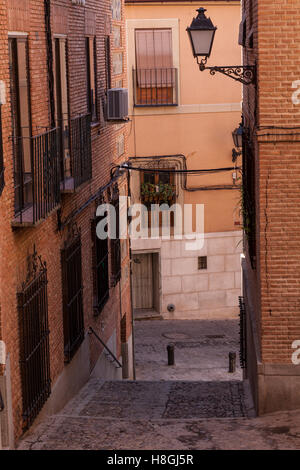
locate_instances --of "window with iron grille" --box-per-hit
[9,36,61,226]
[61,230,85,362]
[133,29,178,107]
[17,250,51,430]
[111,187,121,286]
[140,169,176,228]
[92,216,109,315]
[242,136,256,269]
[86,37,98,122]
[0,105,4,196]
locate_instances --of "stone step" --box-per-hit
[59,378,254,420]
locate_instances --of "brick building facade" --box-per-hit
[0,0,133,447]
[241,0,300,413]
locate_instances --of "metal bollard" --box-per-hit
[167,343,175,366]
[228,352,236,373]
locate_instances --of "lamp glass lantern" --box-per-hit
[232,124,243,149]
[186,7,217,58]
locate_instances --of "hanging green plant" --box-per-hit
[140,182,175,204]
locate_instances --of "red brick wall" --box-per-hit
[0,0,132,440]
[243,0,300,365]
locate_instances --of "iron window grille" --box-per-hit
[198,256,207,270]
[17,248,51,430]
[111,186,121,286]
[61,227,85,363]
[0,105,4,196]
[12,128,61,225]
[133,68,178,107]
[92,216,109,315]
[60,113,92,191]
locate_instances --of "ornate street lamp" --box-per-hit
[186,7,217,59]
[187,8,255,85]
[231,123,243,162]
[232,123,243,149]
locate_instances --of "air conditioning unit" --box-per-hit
[107,88,128,121]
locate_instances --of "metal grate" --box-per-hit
[17,250,51,430]
[133,68,178,107]
[92,216,109,315]
[61,229,85,363]
[198,256,207,270]
[239,296,247,369]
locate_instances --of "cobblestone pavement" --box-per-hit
[17,320,300,450]
[18,378,300,450]
[134,319,243,381]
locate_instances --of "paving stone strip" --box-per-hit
[17,378,300,450]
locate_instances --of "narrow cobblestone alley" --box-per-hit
[17,320,300,450]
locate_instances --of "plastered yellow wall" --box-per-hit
[125,1,242,233]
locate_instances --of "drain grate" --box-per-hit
[162,333,190,340]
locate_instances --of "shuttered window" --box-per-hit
[9,37,32,215]
[135,29,173,87]
[86,37,97,122]
[53,37,70,181]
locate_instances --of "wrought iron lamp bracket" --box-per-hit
[232,148,242,163]
[197,57,256,85]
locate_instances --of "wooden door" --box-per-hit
[132,253,153,309]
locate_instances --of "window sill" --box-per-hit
[93,296,109,317]
[91,121,100,129]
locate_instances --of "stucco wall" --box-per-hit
[132,230,242,319]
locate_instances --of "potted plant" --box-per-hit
[140,182,175,204]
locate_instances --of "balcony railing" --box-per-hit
[60,113,92,192]
[13,128,60,226]
[133,68,178,107]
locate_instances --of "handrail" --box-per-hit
[88,326,122,368]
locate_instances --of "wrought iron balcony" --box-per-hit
[133,68,178,107]
[60,113,92,192]
[12,128,61,226]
